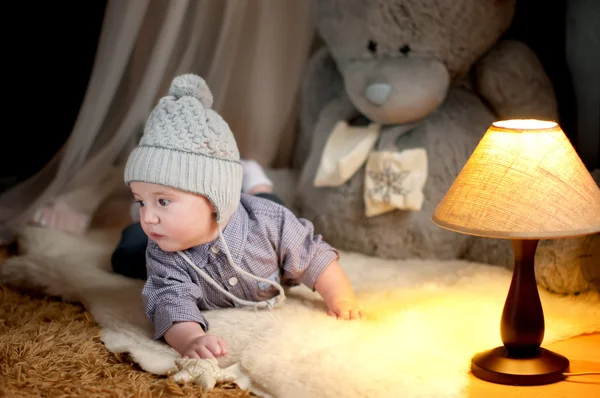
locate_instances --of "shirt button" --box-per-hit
[228,277,238,286]
[211,245,220,254]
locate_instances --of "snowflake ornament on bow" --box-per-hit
[364,149,428,217]
[367,163,411,203]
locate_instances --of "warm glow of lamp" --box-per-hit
[432,119,600,385]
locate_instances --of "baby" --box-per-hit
[123,74,363,360]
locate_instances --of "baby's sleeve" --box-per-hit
[277,207,339,290]
[142,242,208,340]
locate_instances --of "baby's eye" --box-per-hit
[158,198,170,206]
[136,200,145,207]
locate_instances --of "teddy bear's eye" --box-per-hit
[399,45,411,55]
[367,40,378,54]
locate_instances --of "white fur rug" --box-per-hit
[2,226,599,398]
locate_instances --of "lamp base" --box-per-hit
[471,346,570,386]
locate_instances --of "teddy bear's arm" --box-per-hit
[475,40,558,121]
[295,46,349,169]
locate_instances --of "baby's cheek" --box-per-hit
[165,222,191,240]
[170,219,206,242]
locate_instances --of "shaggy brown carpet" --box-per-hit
[0,283,257,397]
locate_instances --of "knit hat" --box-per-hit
[124,74,242,223]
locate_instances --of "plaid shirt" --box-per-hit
[142,193,339,340]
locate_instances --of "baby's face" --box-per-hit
[130,182,218,252]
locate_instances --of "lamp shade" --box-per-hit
[432,119,600,239]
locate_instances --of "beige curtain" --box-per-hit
[0,0,316,243]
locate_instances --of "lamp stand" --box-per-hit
[470,239,570,385]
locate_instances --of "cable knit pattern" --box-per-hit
[124,74,242,222]
[139,76,239,161]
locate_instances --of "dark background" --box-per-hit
[1,0,594,194]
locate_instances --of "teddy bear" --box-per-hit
[534,169,600,295]
[292,0,559,267]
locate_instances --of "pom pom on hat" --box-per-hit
[169,73,214,109]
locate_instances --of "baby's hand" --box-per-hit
[181,334,228,359]
[328,298,364,320]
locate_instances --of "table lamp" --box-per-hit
[432,119,600,386]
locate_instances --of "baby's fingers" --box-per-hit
[217,338,229,357]
[205,339,227,358]
[197,346,215,359]
[349,309,361,320]
[339,309,351,320]
[183,352,200,359]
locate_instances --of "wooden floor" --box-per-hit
[467,333,600,397]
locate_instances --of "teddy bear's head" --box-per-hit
[316,0,515,124]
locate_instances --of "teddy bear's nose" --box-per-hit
[365,83,392,106]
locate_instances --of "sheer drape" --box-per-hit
[0,0,316,243]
